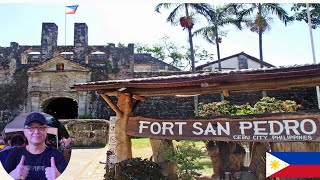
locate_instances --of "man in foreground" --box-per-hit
[4,112,67,180]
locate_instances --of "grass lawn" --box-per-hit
[132,138,213,176]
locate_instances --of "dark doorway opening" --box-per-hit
[44,98,78,119]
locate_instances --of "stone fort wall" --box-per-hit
[60,119,109,147]
[0,22,135,123]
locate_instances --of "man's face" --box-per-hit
[23,122,48,146]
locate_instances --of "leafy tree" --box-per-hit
[193,4,242,71]
[291,3,320,29]
[155,3,211,73]
[232,3,293,68]
[135,35,214,70]
[117,42,126,48]
[162,141,204,180]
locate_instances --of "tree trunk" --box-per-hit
[270,142,320,152]
[206,141,219,178]
[258,3,264,68]
[115,93,132,162]
[214,11,221,71]
[150,139,177,180]
[216,35,221,71]
[259,31,263,68]
[249,142,270,180]
[206,141,246,179]
[184,4,198,116]
[185,5,195,73]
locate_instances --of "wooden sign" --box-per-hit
[107,116,117,167]
[126,113,320,142]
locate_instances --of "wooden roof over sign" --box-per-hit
[71,63,320,96]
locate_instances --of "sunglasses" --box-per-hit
[24,126,47,132]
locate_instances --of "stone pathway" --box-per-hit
[0,146,108,180]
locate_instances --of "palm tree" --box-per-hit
[154,5,211,177]
[193,4,242,71]
[233,3,293,68]
[155,3,211,73]
[192,5,248,178]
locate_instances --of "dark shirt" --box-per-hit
[0,148,11,165]
[4,146,67,180]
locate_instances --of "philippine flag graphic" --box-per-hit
[66,5,79,14]
[266,152,320,178]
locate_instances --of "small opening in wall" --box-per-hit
[56,63,64,71]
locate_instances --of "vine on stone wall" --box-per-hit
[0,67,28,125]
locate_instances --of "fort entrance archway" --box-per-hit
[43,97,78,119]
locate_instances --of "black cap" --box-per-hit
[24,112,46,126]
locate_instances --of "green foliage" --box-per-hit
[254,97,300,114]
[113,157,166,180]
[198,100,237,117]
[78,114,93,119]
[111,67,120,73]
[117,42,126,48]
[236,103,255,115]
[135,35,214,70]
[193,4,243,45]
[162,141,204,180]
[291,3,320,29]
[198,97,301,117]
[233,3,293,34]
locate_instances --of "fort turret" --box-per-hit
[74,23,88,47]
[41,23,58,60]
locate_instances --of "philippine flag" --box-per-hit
[266,152,320,178]
[66,5,79,14]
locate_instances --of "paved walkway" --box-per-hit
[0,146,108,180]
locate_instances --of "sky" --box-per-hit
[0,0,319,68]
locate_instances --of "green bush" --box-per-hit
[78,114,93,119]
[198,100,238,117]
[113,157,166,180]
[254,97,300,113]
[162,141,204,180]
[198,97,301,117]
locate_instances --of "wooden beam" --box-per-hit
[71,65,320,92]
[101,94,123,116]
[133,95,145,102]
[100,75,320,97]
[223,90,230,97]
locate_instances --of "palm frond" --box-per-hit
[155,3,172,13]
[193,27,215,45]
[264,3,294,25]
[188,3,212,18]
[166,5,185,25]
[229,3,256,20]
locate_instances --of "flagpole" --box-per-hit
[65,0,67,46]
[307,4,316,63]
[306,3,320,109]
